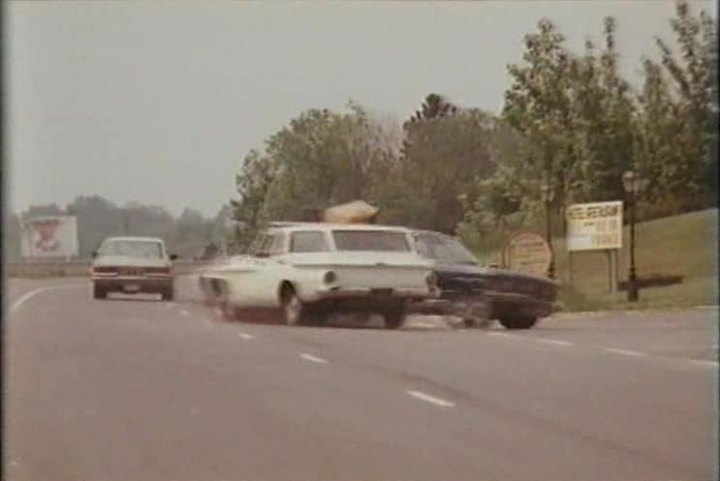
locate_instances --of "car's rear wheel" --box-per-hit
[498,316,538,330]
[93,284,107,300]
[161,285,174,301]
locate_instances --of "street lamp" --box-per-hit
[622,170,649,302]
[540,182,555,279]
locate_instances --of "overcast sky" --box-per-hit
[6,0,716,217]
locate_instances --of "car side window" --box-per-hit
[290,231,328,253]
[250,234,271,257]
[268,232,287,257]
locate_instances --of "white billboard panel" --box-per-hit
[566,201,623,251]
[20,216,79,258]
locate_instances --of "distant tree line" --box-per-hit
[4,195,229,261]
[227,1,717,254]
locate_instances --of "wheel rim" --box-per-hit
[285,294,302,325]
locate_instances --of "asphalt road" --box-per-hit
[5,277,719,481]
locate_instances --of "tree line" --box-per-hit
[228,1,717,254]
[4,196,228,261]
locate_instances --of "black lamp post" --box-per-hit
[540,182,555,279]
[622,170,649,302]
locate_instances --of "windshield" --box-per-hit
[98,240,164,259]
[414,233,478,264]
[332,230,410,252]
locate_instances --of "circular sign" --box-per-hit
[501,231,552,277]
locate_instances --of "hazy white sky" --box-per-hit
[6,0,716,217]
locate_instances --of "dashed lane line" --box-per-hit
[300,353,328,364]
[605,348,647,357]
[535,339,574,347]
[486,332,517,339]
[238,332,254,340]
[406,390,455,408]
[686,359,719,368]
[180,310,190,317]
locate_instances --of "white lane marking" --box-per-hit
[238,332,254,340]
[487,332,517,339]
[406,390,455,408]
[535,338,573,347]
[300,353,328,364]
[180,310,190,317]
[605,348,647,357]
[686,359,719,368]
[166,302,175,309]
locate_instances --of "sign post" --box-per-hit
[565,201,623,292]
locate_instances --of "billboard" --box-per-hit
[566,201,623,251]
[20,216,79,259]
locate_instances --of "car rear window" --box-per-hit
[98,240,163,259]
[332,230,410,252]
[291,231,328,253]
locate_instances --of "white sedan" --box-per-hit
[198,223,438,329]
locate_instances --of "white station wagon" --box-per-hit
[198,223,439,328]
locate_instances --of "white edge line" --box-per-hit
[406,390,455,408]
[536,339,573,347]
[238,332,254,340]
[300,353,328,364]
[605,348,646,357]
[11,287,52,314]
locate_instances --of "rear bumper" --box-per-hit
[93,277,173,293]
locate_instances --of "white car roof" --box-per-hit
[102,236,165,243]
[268,222,412,233]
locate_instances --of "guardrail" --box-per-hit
[5,260,212,278]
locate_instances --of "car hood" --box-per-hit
[93,256,170,268]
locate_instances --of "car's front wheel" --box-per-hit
[498,316,538,330]
[281,286,306,326]
[382,305,407,330]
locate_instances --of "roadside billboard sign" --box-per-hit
[20,216,79,259]
[501,231,552,277]
[566,201,623,252]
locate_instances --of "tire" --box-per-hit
[382,307,407,330]
[281,286,306,326]
[161,285,174,301]
[93,284,107,300]
[498,316,538,330]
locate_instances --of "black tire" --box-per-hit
[382,307,407,330]
[281,286,307,326]
[161,285,174,301]
[93,284,107,300]
[498,316,538,330]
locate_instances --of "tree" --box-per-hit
[503,19,579,223]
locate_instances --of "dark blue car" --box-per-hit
[410,230,560,329]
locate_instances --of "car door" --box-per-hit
[241,230,288,308]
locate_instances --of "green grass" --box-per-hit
[477,208,719,311]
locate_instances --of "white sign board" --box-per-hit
[566,201,623,251]
[20,216,79,258]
